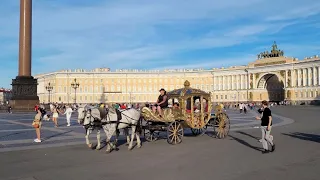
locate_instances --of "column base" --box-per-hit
[10,76,39,111]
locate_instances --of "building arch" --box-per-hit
[256,73,285,102]
[256,72,285,89]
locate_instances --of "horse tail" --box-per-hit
[136,117,143,135]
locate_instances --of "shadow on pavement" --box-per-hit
[236,131,260,140]
[0,131,27,140]
[229,135,263,152]
[42,130,73,141]
[282,132,320,143]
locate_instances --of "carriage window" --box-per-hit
[186,98,191,110]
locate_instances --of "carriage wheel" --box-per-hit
[143,121,159,142]
[167,121,183,145]
[214,113,230,139]
[144,129,159,142]
[205,118,216,138]
[191,126,206,136]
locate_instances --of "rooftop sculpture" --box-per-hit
[257,41,284,59]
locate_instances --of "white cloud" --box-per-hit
[0,0,319,80]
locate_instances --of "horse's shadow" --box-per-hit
[91,134,148,151]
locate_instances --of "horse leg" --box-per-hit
[128,126,136,150]
[109,126,118,151]
[114,129,120,147]
[96,128,101,150]
[124,128,130,146]
[103,125,114,153]
[85,129,92,148]
[135,128,142,148]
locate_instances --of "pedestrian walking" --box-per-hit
[64,105,73,126]
[52,106,61,127]
[7,105,12,114]
[239,103,243,113]
[32,109,42,143]
[255,100,275,154]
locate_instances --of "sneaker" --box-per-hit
[34,139,41,143]
[271,144,275,152]
[67,124,70,127]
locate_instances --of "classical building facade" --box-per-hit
[35,43,320,105]
[0,88,12,105]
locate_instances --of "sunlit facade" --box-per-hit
[35,44,320,105]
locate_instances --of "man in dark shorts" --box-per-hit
[256,100,275,154]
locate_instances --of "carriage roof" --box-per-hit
[167,80,211,98]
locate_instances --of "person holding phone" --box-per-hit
[255,100,275,154]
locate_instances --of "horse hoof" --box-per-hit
[137,145,142,148]
[87,144,92,148]
[115,148,119,151]
[96,147,101,150]
[128,147,133,151]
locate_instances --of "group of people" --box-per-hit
[32,103,74,143]
[31,89,276,154]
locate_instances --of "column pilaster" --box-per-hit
[313,66,317,86]
[285,70,288,87]
[303,68,306,86]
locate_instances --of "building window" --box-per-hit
[225,95,227,99]
[221,95,223,99]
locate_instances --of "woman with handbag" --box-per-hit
[32,109,42,143]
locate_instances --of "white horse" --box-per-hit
[77,105,141,153]
[100,108,142,153]
[77,105,128,150]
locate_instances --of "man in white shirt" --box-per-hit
[64,105,73,126]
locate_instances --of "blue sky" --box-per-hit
[0,0,320,88]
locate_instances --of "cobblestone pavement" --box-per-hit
[0,106,319,180]
[0,108,289,152]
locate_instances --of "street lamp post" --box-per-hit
[45,82,53,103]
[71,78,80,104]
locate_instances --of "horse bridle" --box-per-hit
[79,108,94,124]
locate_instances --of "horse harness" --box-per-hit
[84,108,139,130]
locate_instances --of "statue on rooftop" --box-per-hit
[272,41,278,51]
